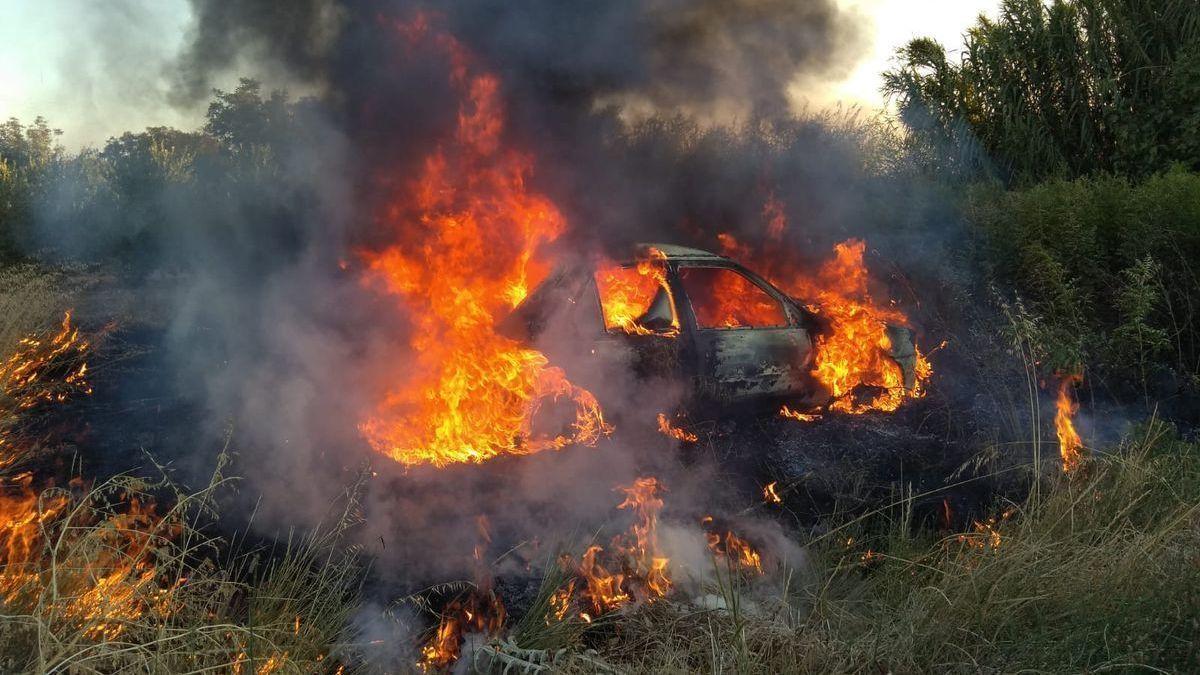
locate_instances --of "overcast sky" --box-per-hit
[0,0,1000,150]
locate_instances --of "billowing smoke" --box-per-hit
[170,0,343,105]
[28,0,985,635]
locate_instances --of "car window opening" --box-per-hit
[678,267,788,329]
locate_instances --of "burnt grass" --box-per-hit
[53,270,1161,633]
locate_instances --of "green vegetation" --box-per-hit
[885,0,1200,182]
[968,169,1200,390]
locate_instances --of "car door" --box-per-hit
[673,263,814,403]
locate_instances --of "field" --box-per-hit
[4,0,1200,672]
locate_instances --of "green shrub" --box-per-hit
[968,167,1200,387]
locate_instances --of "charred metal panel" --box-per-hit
[696,328,813,402]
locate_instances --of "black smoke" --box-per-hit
[27,3,1022,661]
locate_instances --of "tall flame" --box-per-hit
[359,17,609,468]
[595,248,678,336]
[719,200,931,414]
[1055,373,1084,474]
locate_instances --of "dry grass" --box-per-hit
[0,271,366,674]
[511,420,1199,674]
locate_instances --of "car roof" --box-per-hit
[637,243,726,261]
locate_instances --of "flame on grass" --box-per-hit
[656,413,697,442]
[779,405,820,422]
[763,481,782,504]
[418,515,506,671]
[1055,373,1084,474]
[359,16,609,468]
[701,516,764,574]
[554,477,672,620]
[0,313,172,640]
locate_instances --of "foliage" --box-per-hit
[967,167,1200,389]
[885,0,1200,183]
[0,79,329,269]
[0,118,62,259]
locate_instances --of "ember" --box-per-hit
[359,17,610,468]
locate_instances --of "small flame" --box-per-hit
[418,511,507,671]
[762,481,782,504]
[702,517,764,574]
[555,477,672,619]
[656,413,697,442]
[779,405,820,423]
[1055,373,1084,474]
[418,589,506,671]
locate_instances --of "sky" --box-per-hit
[0,0,1001,150]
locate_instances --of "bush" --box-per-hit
[967,167,1200,390]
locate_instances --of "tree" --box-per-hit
[884,0,1200,183]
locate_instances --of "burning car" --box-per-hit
[502,243,922,415]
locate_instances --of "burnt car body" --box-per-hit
[503,244,919,412]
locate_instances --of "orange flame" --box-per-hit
[359,17,609,468]
[418,512,506,671]
[0,311,91,415]
[596,248,678,336]
[784,239,927,413]
[762,481,782,504]
[779,405,820,423]
[1,313,176,640]
[656,413,697,442]
[1055,373,1084,474]
[701,517,764,574]
[418,588,506,671]
[555,477,672,619]
[720,201,932,414]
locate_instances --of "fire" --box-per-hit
[1055,373,1084,474]
[418,514,507,671]
[656,413,697,442]
[596,248,679,336]
[0,310,90,415]
[359,17,609,468]
[1,313,174,641]
[418,588,506,671]
[701,516,764,574]
[779,405,820,422]
[783,239,927,413]
[719,202,932,414]
[555,477,672,619]
[762,481,782,504]
[955,509,1015,552]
